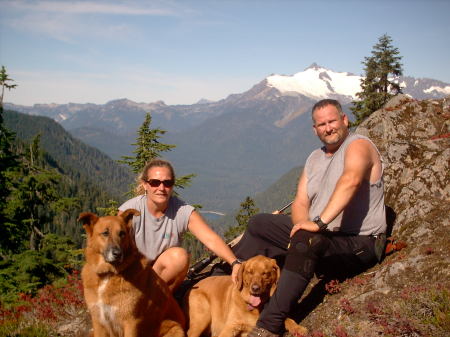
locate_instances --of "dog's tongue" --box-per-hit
[248,294,261,308]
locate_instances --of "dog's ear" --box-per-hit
[120,209,140,228]
[270,258,280,296]
[235,260,245,291]
[78,212,98,237]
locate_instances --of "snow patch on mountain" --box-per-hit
[266,64,362,101]
[424,85,450,95]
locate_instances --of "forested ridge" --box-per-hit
[3,110,134,199]
[2,110,136,246]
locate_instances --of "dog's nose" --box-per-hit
[105,246,123,263]
[251,284,261,294]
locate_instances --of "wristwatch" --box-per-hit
[312,216,328,232]
[230,259,243,268]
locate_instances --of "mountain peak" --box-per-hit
[305,62,325,71]
[266,65,361,102]
[196,98,214,105]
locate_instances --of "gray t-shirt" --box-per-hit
[118,195,194,262]
[305,133,386,235]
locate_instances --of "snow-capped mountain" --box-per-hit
[267,63,361,102]
[265,63,450,102]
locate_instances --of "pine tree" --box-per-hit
[351,34,403,126]
[0,65,17,107]
[224,196,259,241]
[119,113,176,175]
[0,67,20,257]
[97,200,119,216]
[5,135,65,251]
[119,112,195,196]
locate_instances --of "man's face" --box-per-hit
[312,104,349,148]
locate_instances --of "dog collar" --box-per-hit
[230,258,243,268]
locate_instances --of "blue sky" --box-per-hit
[1,0,449,106]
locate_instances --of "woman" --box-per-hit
[118,158,241,292]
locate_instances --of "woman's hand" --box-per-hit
[231,263,241,284]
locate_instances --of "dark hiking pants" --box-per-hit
[232,213,378,334]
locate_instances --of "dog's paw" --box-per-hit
[284,318,308,337]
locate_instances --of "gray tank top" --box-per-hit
[118,195,194,262]
[305,133,386,235]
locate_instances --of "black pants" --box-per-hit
[232,213,378,334]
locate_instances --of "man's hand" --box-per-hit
[290,221,320,237]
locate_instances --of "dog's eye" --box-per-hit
[119,230,126,238]
[101,230,109,237]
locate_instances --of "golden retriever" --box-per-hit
[185,255,307,337]
[79,209,185,337]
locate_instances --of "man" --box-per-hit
[232,99,386,337]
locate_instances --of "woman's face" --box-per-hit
[143,166,174,206]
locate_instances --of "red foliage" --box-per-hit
[366,301,384,316]
[334,325,349,337]
[430,133,450,140]
[0,270,85,326]
[399,285,427,300]
[423,247,434,255]
[325,279,341,294]
[348,275,369,286]
[339,298,356,314]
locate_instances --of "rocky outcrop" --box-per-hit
[359,94,449,244]
[301,95,450,337]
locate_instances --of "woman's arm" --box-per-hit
[187,210,241,282]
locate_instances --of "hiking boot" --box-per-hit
[248,326,298,337]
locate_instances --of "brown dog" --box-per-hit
[79,209,185,337]
[185,255,307,337]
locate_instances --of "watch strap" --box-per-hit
[313,216,328,232]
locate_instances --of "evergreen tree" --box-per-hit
[0,67,20,257]
[0,65,17,107]
[119,112,195,196]
[224,196,259,241]
[351,34,403,126]
[97,199,120,216]
[4,135,63,251]
[119,113,176,175]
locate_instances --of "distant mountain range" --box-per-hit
[5,64,450,212]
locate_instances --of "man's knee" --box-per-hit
[291,231,329,255]
[284,231,329,278]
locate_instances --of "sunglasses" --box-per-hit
[146,179,175,188]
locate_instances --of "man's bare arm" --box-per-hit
[320,139,374,224]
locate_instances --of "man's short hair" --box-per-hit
[311,99,344,119]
